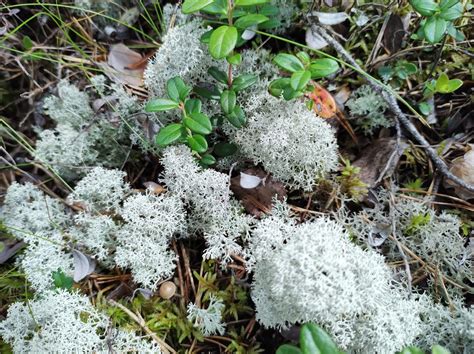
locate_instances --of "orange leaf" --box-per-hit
[308,83,337,119]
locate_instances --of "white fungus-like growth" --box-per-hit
[144,20,208,97]
[345,190,472,292]
[230,96,338,191]
[43,80,93,128]
[0,289,160,353]
[70,213,120,262]
[248,211,423,352]
[68,167,130,212]
[345,85,392,135]
[35,124,100,179]
[0,290,107,353]
[161,145,252,263]
[187,295,226,336]
[1,182,69,240]
[416,298,474,353]
[114,192,186,290]
[19,234,74,292]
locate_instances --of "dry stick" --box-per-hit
[309,24,474,193]
[107,299,176,354]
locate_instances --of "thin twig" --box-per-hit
[308,24,474,193]
[107,299,176,354]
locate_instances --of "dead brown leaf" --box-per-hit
[444,146,474,200]
[230,167,286,218]
[98,43,144,87]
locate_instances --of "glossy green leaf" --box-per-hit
[167,76,191,102]
[183,112,212,135]
[227,53,242,65]
[187,134,208,153]
[200,153,216,166]
[232,74,258,92]
[410,0,438,16]
[260,4,279,16]
[268,78,291,97]
[300,324,339,354]
[234,14,269,29]
[259,18,281,30]
[235,0,268,6]
[282,86,302,100]
[290,70,311,91]
[418,101,432,115]
[220,90,237,114]
[202,0,227,15]
[276,344,302,354]
[182,0,214,14]
[208,66,228,84]
[273,53,305,73]
[194,84,221,100]
[155,124,183,146]
[22,35,34,50]
[424,16,448,43]
[214,142,238,157]
[439,1,463,20]
[226,105,246,128]
[435,72,463,93]
[309,58,339,78]
[200,29,213,44]
[184,99,202,114]
[209,25,238,59]
[296,51,311,66]
[145,98,180,112]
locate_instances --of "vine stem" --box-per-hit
[308,23,474,193]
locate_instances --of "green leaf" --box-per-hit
[202,0,227,14]
[200,154,216,166]
[235,0,268,6]
[282,86,302,100]
[226,105,246,128]
[276,344,302,354]
[22,35,34,50]
[155,124,183,146]
[214,142,238,157]
[439,1,463,20]
[184,112,212,135]
[220,90,237,114]
[410,0,438,16]
[227,53,242,65]
[167,76,191,102]
[268,78,291,97]
[300,324,339,354]
[184,99,202,114]
[400,346,425,354]
[194,84,221,100]
[296,51,311,66]
[187,134,208,153]
[424,16,448,43]
[200,29,213,44]
[418,101,432,115]
[260,4,279,16]
[52,269,73,290]
[259,18,281,30]
[182,0,214,14]
[290,70,311,91]
[378,66,394,81]
[208,67,229,84]
[232,74,258,91]
[209,25,238,59]
[446,22,465,40]
[234,14,269,29]
[273,53,304,73]
[309,58,339,78]
[145,98,180,112]
[432,345,450,354]
[435,72,463,93]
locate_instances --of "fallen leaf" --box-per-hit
[305,28,328,50]
[143,181,165,194]
[444,146,474,200]
[312,12,349,25]
[231,168,286,218]
[72,249,96,282]
[353,137,408,188]
[240,172,263,189]
[308,83,337,118]
[98,43,144,86]
[382,14,405,54]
